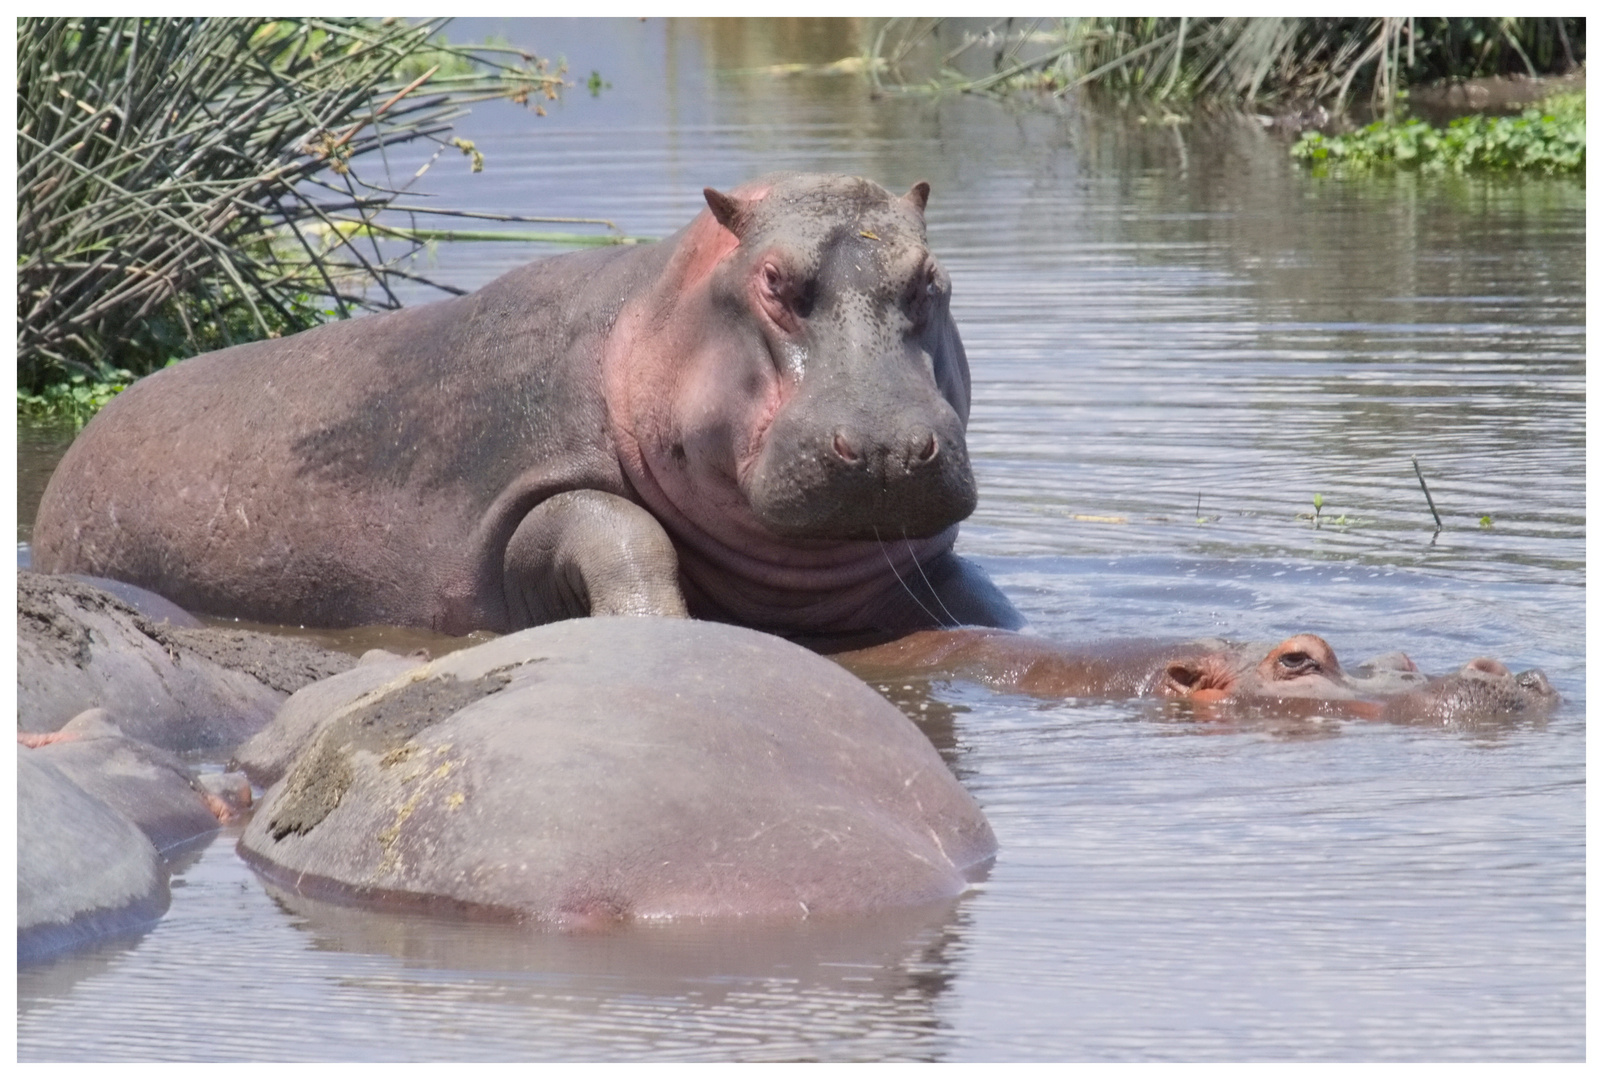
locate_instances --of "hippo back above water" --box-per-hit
[33,173,1021,640]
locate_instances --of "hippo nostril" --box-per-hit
[915,432,939,464]
[1515,669,1556,696]
[1465,657,1511,678]
[831,431,860,464]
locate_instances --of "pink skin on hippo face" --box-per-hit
[1157,634,1414,703]
[604,174,997,632]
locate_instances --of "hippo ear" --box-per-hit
[1159,656,1232,701]
[704,187,751,239]
[904,181,931,215]
[1160,660,1206,695]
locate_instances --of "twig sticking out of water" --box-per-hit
[1411,456,1443,531]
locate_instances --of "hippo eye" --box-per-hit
[907,263,943,328]
[1277,651,1320,676]
[759,262,815,328]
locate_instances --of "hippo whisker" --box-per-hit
[903,528,962,629]
[873,526,957,630]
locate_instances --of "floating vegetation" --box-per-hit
[16,375,136,429]
[16,18,618,397]
[1292,91,1584,174]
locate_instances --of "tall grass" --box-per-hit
[870,17,1584,114]
[17,18,592,392]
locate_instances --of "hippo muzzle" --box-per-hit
[744,366,977,540]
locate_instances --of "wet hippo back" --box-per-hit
[33,243,669,633]
[237,617,997,923]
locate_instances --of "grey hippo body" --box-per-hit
[18,752,170,962]
[33,173,1020,640]
[235,617,997,925]
[17,570,353,750]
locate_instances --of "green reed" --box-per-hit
[17,18,612,394]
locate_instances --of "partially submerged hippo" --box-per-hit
[834,629,1559,723]
[18,753,170,962]
[33,173,1020,640]
[237,618,996,926]
[23,709,249,852]
[17,571,354,751]
[16,710,250,963]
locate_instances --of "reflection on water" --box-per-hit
[16,420,74,546]
[16,17,1582,1062]
[21,827,970,1061]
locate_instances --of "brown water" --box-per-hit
[16,18,1584,1061]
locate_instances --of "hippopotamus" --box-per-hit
[32,173,1021,641]
[18,751,172,962]
[236,617,997,925]
[16,708,252,962]
[21,708,246,853]
[833,629,1560,723]
[17,571,354,751]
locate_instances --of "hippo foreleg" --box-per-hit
[503,490,689,626]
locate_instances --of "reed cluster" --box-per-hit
[17,17,571,393]
[871,17,1583,113]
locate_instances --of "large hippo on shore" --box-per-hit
[33,173,1020,640]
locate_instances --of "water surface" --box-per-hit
[16,17,1584,1061]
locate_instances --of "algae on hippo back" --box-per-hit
[265,661,532,841]
[32,173,1022,643]
[16,571,356,752]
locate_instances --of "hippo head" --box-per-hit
[1158,634,1394,703]
[1374,656,1560,723]
[696,173,976,541]
[1159,633,1559,722]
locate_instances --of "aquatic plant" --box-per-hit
[16,375,135,429]
[869,18,1583,114]
[16,18,592,394]
[1292,92,1585,174]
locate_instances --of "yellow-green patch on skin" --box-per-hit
[375,752,464,878]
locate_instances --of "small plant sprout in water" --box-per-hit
[1298,493,1354,531]
[1480,515,1495,529]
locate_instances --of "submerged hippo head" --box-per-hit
[608,173,976,549]
[1158,634,1408,703]
[1159,633,1559,722]
[833,629,1560,725]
